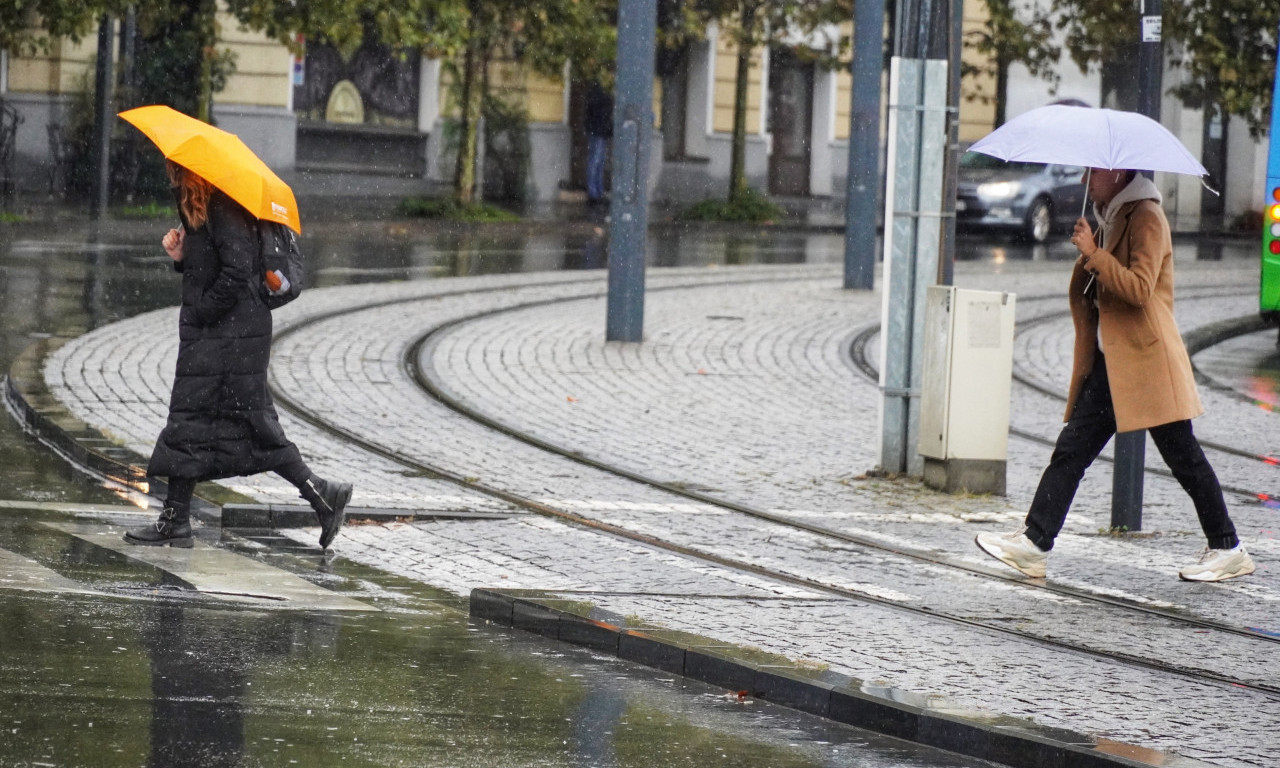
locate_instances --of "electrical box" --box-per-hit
[918,286,1016,495]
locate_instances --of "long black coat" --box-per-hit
[147,190,302,481]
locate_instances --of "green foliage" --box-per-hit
[224,0,470,59]
[481,94,532,202]
[131,1,237,120]
[678,188,783,223]
[1164,2,1279,139]
[1053,0,1278,138]
[115,202,176,219]
[0,212,25,224]
[396,196,520,221]
[683,0,852,201]
[963,0,1061,125]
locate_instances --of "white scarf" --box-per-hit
[1093,174,1162,238]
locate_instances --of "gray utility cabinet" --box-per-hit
[918,286,1016,495]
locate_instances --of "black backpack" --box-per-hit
[256,220,304,309]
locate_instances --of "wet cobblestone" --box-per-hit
[41,260,1279,767]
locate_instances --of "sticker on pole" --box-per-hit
[1142,16,1162,43]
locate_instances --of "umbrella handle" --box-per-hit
[1080,167,1091,219]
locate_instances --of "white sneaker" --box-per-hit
[1179,545,1256,582]
[975,528,1047,578]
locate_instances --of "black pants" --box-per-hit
[1025,354,1238,551]
[163,459,313,508]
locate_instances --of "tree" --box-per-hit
[0,1,132,54]
[439,0,615,203]
[1164,1,1279,139]
[1054,0,1278,138]
[2,1,234,122]
[678,0,851,204]
[962,0,1061,127]
[229,0,615,205]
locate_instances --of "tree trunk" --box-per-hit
[196,0,216,123]
[728,17,755,203]
[994,56,1008,128]
[454,37,484,205]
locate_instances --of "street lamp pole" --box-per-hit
[90,15,114,221]
[843,0,886,291]
[1111,0,1163,532]
[605,0,657,343]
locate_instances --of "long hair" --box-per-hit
[166,161,213,229]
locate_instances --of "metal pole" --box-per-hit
[606,0,656,343]
[939,0,964,286]
[843,0,886,290]
[1111,0,1162,532]
[878,0,949,474]
[90,15,114,221]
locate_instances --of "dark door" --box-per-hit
[569,78,590,192]
[768,48,813,196]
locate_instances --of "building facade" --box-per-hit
[0,6,1268,229]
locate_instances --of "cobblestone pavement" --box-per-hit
[41,259,1279,767]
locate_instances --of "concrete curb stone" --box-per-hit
[471,588,1218,768]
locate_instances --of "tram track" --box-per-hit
[267,276,1280,701]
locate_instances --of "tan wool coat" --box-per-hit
[1064,198,1203,433]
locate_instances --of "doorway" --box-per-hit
[768,48,814,196]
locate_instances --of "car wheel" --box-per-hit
[1022,198,1052,244]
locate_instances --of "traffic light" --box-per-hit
[1268,189,1280,256]
[1264,181,1280,317]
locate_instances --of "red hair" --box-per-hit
[166,161,213,229]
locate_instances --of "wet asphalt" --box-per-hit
[0,213,1069,768]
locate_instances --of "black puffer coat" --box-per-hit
[147,190,302,481]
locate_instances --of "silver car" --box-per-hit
[955,152,1087,244]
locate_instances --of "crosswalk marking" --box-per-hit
[43,522,374,612]
[0,546,103,596]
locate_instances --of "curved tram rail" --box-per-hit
[268,278,1280,702]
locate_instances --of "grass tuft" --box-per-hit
[678,188,784,223]
[397,197,520,222]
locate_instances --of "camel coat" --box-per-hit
[1063,198,1202,433]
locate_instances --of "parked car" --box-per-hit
[955,151,1087,243]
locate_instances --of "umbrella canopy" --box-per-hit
[968,104,1207,177]
[119,105,301,233]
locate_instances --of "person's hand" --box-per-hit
[162,227,184,262]
[1071,217,1098,261]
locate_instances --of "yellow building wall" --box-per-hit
[958,0,997,143]
[220,15,292,108]
[834,68,852,140]
[524,71,566,123]
[440,62,568,124]
[6,11,291,109]
[6,35,96,95]
[712,34,763,135]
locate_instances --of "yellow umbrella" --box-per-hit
[119,104,301,233]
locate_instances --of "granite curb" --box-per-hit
[470,588,1217,768]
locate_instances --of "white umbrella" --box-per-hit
[968,104,1207,177]
[970,104,1208,296]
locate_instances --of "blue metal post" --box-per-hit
[843,0,886,290]
[606,0,657,342]
[1111,0,1163,532]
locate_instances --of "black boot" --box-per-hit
[301,476,352,549]
[124,503,193,548]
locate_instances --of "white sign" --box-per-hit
[1142,16,1162,43]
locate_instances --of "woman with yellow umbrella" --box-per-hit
[119,106,351,549]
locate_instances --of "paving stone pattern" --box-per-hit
[43,261,1279,767]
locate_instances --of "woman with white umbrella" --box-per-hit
[974,160,1254,582]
